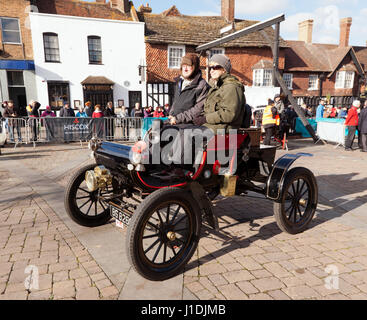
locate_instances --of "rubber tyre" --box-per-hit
[64,163,111,227]
[273,167,318,234]
[126,187,201,281]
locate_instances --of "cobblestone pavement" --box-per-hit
[1,139,367,300]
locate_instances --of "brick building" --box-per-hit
[27,0,146,111]
[137,0,288,108]
[0,0,38,115]
[284,18,367,108]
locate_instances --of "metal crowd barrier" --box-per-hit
[1,117,29,146]
[0,117,143,147]
[109,117,142,141]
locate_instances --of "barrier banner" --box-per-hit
[44,118,105,142]
[316,120,345,146]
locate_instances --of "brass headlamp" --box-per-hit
[85,165,112,192]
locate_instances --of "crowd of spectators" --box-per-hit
[0,99,172,121]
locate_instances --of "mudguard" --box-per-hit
[186,182,219,231]
[266,153,313,202]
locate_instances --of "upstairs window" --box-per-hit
[253,69,273,87]
[308,75,318,90]
[168,45,185,69]
[283,73,293,89]
[335,71,354,89]
[43,33,60,62]
[88,36,102,64]
[1,17,21,44]
[209,48,225,59]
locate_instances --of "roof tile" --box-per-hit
[143,13,287,48]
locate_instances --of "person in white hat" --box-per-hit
[344,100,360,151]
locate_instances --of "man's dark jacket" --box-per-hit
[104,107,116,117]
[358,108,367,134]
[170,71,210,124]
[59,107,75,117]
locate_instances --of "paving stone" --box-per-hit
[251,269,273,279]
[322,293,350,300]
[198,277,219,295]
[0,291,28,300]
[222,270,254,283]
[292,270,324,287]
[85,266,102,275]
[208,274,228,287]
[28,289,52,300]
[77,255,94,263]
[53,271,69,282]
[236,256,262,271]
[0,282,6,294]
[38,274,53,291]
[349,293,367,300]
[251,277,285,292]
[313,284,340,297]
[53,280,75,299]
[248,293,273,300]
[338,279,361,296]
[268,289,291,300]
[282,285,321,300]
[100,286,119,298]
[217,284,248,300]
[339,273,365,286]
[5,282,27,294]
[263,262,292,278]
[357,283,367,294]
[0,262,13,277]
[75,277,92,290]
[186,281,205,293]
[49,261,79,273]
[90,272,106,282]
[194,289,215,300]
[69,268,88,280]
[199,263,227,276]
[236,281,259,295]
[76,286,100,300]
[95,278,112,290]
[289,257,322,269]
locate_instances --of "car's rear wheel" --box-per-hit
[274,167,318,234]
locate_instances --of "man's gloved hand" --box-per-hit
[193,115,206,126]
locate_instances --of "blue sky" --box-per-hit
[89,0,367,46]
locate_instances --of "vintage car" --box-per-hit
[64,121,318,281]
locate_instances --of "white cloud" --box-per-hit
[281,5,341,44]
[320,0,358,5]
[235,0,289,15]
[361,8,367,16]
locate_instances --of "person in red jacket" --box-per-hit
[153,106,165,118]
[344,100,360,151]
[92,105,104,118]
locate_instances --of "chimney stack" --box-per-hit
[298,19,313,44]
[95,0,106,4]
[110,0,130,13]
[339,17,352,47]
[137,3,152,13]
[221,0,234,22]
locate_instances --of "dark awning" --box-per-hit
[81,76,115,85]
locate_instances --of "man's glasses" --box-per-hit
[209,65,223,71]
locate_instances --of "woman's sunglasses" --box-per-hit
[209,65,223,71]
